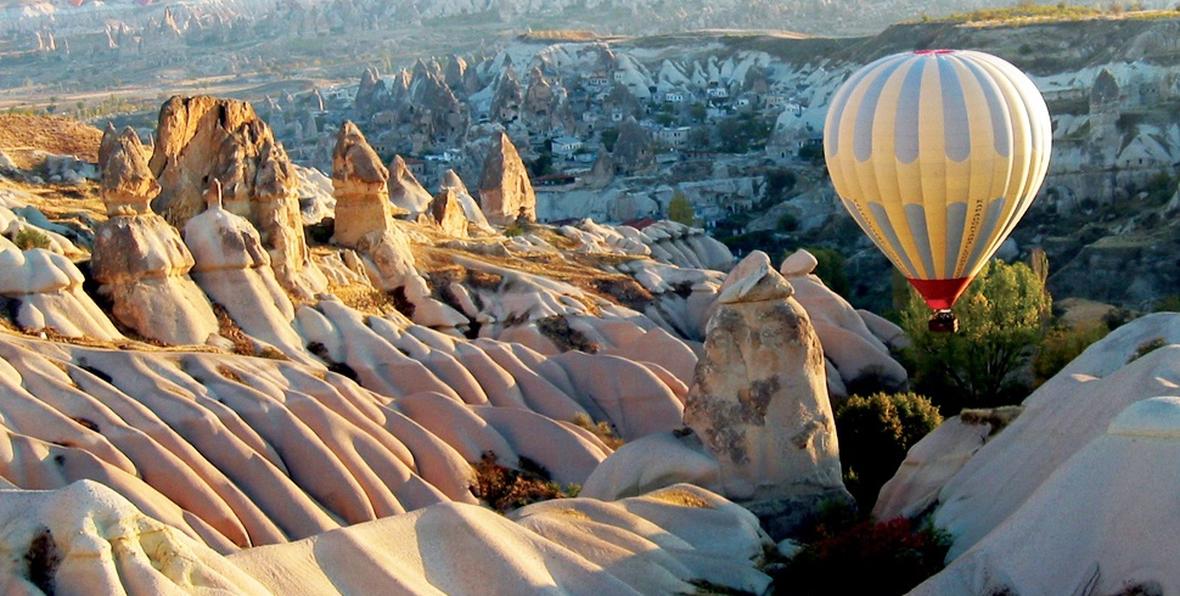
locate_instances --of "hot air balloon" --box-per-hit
[823,49,1051,332]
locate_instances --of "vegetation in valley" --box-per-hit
[928,1,1179,26]
[471,452,580,513]
[537,315,601,353]
[571,413,625,450]
[834,392,943,509]
[771,501,952,596]
[667,191,696,226]
[12,228,51,251]
[900,259,1052,413]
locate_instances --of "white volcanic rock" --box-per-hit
[872,407,1020,521]
[478,131,536,226]
[439,169,492,232]
[0,235,121,341]
[0,481,269,594]
[635,221,734,272]
[857,308,911,351]
[387,154,434,216]
[925,314,1180,558]
[92,125,219,345]
[183,184,311,362]
[913,396,1180,596]
[780,249,907,393]
[684,251,846,510]
[233,484,770,596]
[581,431,721,500]
[292,163,335,225]
[0,330,479,547]
[0,480,771,595]
[552,350,684,441]
[149,95,325,300]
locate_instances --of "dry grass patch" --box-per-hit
[328,282,399,316]
[0,179,108,236]
[571,413,624,450]
[212,304,255,356]
[217,366,245,384]
[0,114,103,166]
[649,488,712,509]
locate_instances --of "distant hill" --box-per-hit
[5,0,1177,37]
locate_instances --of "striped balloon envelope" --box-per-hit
[823,49,1051,311]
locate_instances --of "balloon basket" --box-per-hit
[928,309,959,334]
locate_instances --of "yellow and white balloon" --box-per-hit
[823,49,1051,310]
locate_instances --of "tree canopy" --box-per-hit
[900,259,1051,412]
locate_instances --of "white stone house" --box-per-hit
[552,136,584,158]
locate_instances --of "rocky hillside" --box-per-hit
[0,101,918,591]
[322,15,1180,311]
[1,95,1179,594]
[7,0,1174,37]
[880,313,1180,594]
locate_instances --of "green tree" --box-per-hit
[765,168,797,204]
[600,128,619,152]
[801,246,850,298]
[900,260,1051,412]
[835,392,943,509]
[667,191,695,226]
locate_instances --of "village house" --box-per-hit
[552,136,584,159]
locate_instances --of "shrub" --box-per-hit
[773,516,951,596]
[835,392,942,509]
[571,413,624,450]
[900,260,1051,412]
[1129,337,1167,363]
[12,228,51,251]
[667,191,695,226]
[1032,322,1109,384]
[1153,295,1180,312]
[471,452,577,512]
[777,212,799,232]
[1103,306,1135,330]
[537,315,600,353]
[800,246,850,298]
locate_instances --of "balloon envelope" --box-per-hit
[823,49,1051,309]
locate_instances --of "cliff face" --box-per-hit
[149,95,325,299]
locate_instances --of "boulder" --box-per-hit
[0,235,121,341]
[331,121,391,248]
[92,125,219,345]
[581,431,721,500]
[97,124,158,216]
[184,183,311,363]
[872,407,1020,521]
[149,95,324,300]
[780,249,907,392]
[684,251,848,535]
[387,155,434,216]
[439,169,492,231]
[429,188,470,238]
[478,131,536,226]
